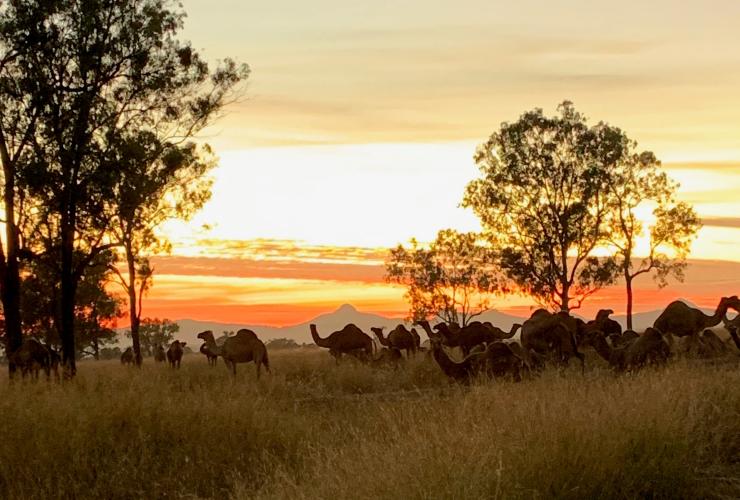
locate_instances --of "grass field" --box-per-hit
[1,348,739,499]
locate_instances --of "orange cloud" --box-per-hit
[128,251,740,327]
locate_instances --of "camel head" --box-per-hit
[722,295,740,312]
[595,309,614,321]
[370,327,385,335]
[197,330,215,342]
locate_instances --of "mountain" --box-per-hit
[135,304,530,347]
[120,299,721,348]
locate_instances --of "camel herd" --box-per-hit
[5,296,740,383]
[305,296,740,383]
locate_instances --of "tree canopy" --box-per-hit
[463,102,626,312]
[386,229,503,326]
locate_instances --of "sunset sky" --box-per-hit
[137,1,740,326]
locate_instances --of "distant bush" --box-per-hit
[265,338,300,350]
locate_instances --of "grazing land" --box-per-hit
[1,349,739,499]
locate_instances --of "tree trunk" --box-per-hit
[60,217,77,377]
[625,273,634,331]
[560,280,570,312]
[93,334,99,360]
[1,147,23,378]
[126,245,142,366]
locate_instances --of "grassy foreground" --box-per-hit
[0,349,739,499]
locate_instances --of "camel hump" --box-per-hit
[236,328,258,339]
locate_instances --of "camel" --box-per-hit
[153,344,166,363]
[520,310,585,372]
[722,316,740,351]
[7,338,56,380]
[585,328,670,373]
[410,328,422,351]
[591,309,622,336]
[609,330,640,349]
[434,322,523,356]
[197,330,220,363]
[220,329,270,379]
[428,336,525,383]
[196,330,220,366]
[310,323,373,364]
[166,341,187,369]
[653,297,740,345]
[120,347,135,366]
[371,325,416,357]
[428,336,486,383]
[370,347,403,369]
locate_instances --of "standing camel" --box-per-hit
[310,324,373,364]
[653,296,740,345]
[120,347,136,366]
[166,341,187,369]
[153,344,166,363]
[196,330,220,366]
[220,329,270,379]
[371,325,416,357]
[7,338,56,380]
[434,322,522,356]
[520,309,585,372]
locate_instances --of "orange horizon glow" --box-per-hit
[120,2,740,327]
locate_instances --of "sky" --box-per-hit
[133,0,740,326]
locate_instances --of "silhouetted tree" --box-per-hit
[605,150,701,329]
[0,1,47,376]
[126,318,178,357]
[463,102,620,312]
[108,137,218,366]
[386,229,503,326]
[10,0,247,376]
[20,250,122,358]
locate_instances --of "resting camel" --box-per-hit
[196,330,220,366]
[220,329,270,379]
[653,296,740,346]
[166,341,187,369]
[310,323,373,364]
[8,338,57,380]
[428,337,525,383]
[370,347,403,369]
[585,328,670,373]
[120,347,135,366]
[153,344,166,363]
[370,325,416,357]
[520,309,585,372]
[722,316,740,351]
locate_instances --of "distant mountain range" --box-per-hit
[131,300,716,348]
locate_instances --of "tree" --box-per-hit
[126,318,179,357]
[386,229,503,326]
[463,102,620,312]
[0,1,47,376]
[108,137,217,366]
[11,0,247,376]
[20,250,122,358]
[605,150,701,329]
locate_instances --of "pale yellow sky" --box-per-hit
[164,1,740,260]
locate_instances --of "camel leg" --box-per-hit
[256,362,261,380]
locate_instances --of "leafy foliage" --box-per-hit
[605,149,701,327]
[126,318,179,357]
[386,229,504,326]
[463,102,624,311]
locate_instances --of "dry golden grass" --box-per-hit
[0,349,739,499]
